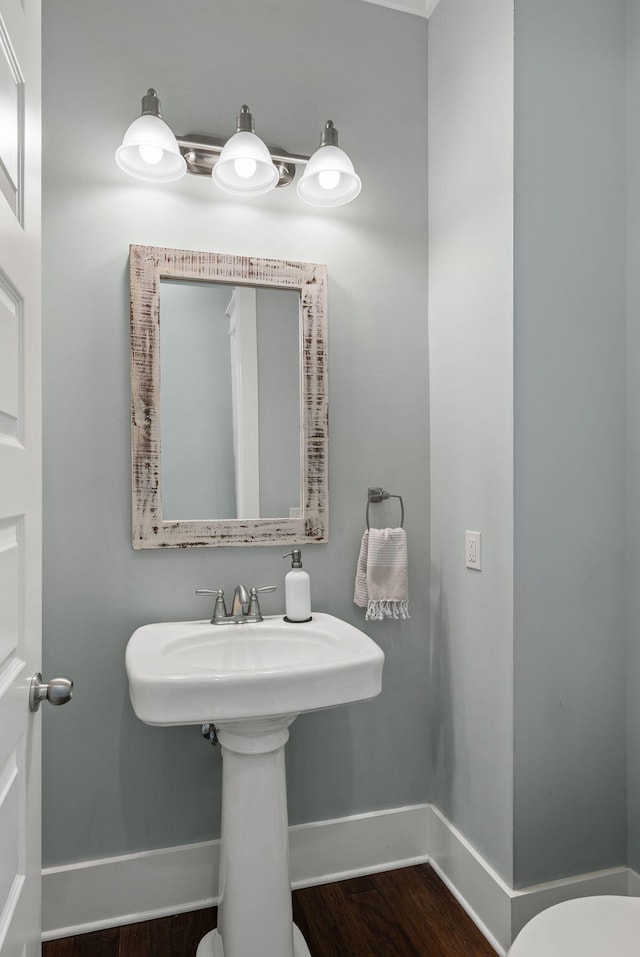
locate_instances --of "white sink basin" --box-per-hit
[126,610,384,957]
[126,612,384,725]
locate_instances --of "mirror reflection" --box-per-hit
[159,280,300,521]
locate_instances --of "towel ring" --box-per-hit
[366,487,405,530]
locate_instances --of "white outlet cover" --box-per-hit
[465,530,482,571]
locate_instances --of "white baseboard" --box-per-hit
[42,804,430,940]
[41,803,640,954]
[288,804,430,889]
[428,805,512,955]
[42,840,221,940]
[428,804,636,954]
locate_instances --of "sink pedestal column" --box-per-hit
[196,716,311,957]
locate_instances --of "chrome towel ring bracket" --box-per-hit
[366,487,405,530]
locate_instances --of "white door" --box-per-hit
[0,0,42,954]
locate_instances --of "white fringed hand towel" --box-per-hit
[354,527,410,621]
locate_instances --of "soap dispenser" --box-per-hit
[283,549,312,622]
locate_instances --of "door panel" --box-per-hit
[0,0,41,952]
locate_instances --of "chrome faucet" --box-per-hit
[231,584,250,617]
[196,584,277,624]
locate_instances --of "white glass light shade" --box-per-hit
[296,144,362,207]
[212,131,279,196]
[115,114,186,183]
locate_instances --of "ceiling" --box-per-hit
[361,0,441,17]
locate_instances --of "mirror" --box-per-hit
[130,245,328,548]
[159,281,301,521]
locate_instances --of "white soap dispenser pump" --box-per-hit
[283,549,312,623]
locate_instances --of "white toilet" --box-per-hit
[508,896,640,956]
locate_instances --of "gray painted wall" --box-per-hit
[41,0,429,866]
[628,0,640,874]
[429,0,630,889]
[42,0,636,892]
[512,0,628,886]
[428,0,515,883]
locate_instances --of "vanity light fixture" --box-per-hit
[211,105,279,196]
[115,89,187,183]
[116,90,362,207]
[296,121,362,207]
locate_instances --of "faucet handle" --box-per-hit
[248,585,277,619]
[196,588,228,623]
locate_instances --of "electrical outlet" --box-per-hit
[465,530,482,571]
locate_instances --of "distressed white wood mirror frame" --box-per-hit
[129,244,328,548]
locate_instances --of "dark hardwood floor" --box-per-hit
[42,865,497,957]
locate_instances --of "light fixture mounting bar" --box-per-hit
[175,133,310,187]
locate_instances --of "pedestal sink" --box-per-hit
[125,612,384,957]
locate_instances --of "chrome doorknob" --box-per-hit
[29,673,73,712]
